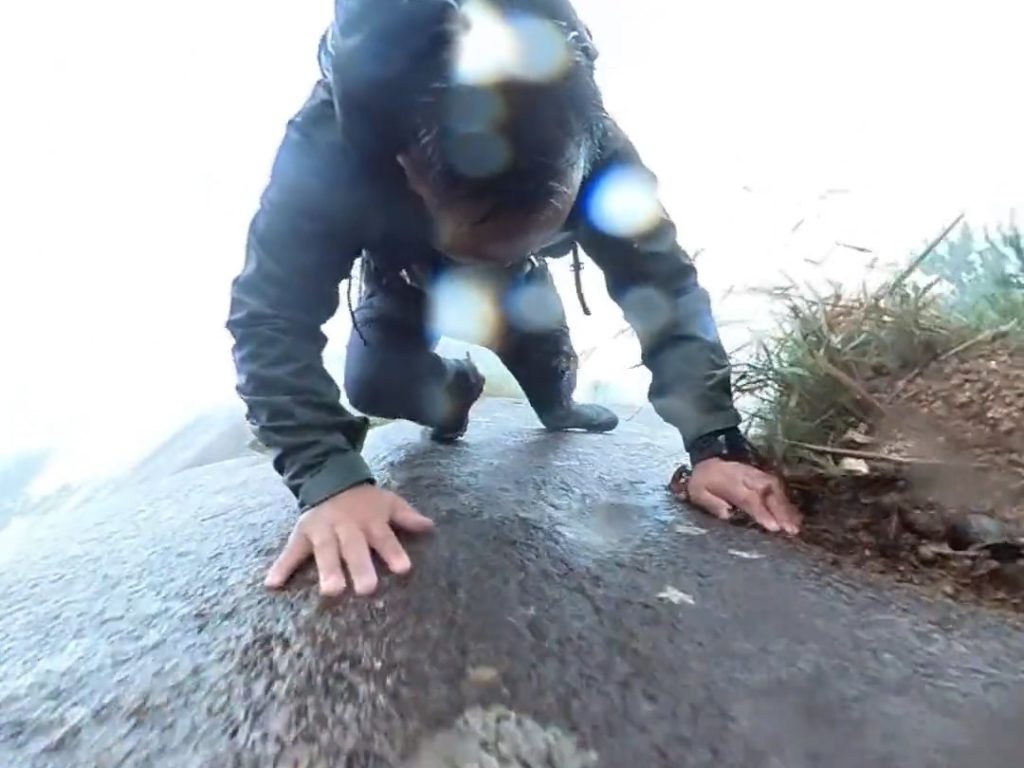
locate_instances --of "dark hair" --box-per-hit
[416,68,604,216]
[332,0,606,213]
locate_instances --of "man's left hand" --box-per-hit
[686,458,802,535]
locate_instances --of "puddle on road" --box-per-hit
[553,500,666,556]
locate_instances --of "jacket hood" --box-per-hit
[324,0,596,157]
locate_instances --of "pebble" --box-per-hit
[657,587,696,606]
[838,458,871,476]
[916,545,938,565]
[728,550,765,561]
[467,666,501,686]
[947,514,1009,551]
[675,523,708,537]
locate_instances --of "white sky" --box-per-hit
[0,1,1021,487]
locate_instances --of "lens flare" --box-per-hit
[584,164,663,239]
[619,286,674,342]
[454,0,520,85]
[420,381,460,426]
[454,0,571,85]
[428,270,504,347]
[445,86,506,133]
[507,14,571,81]
[445,129,512,178]
[504,279,564,333]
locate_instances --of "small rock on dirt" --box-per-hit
[657,587,696,606]
[947,514,1010,551]
[839,458,871,476]
[916,545,939,565]
[467,666,501,686]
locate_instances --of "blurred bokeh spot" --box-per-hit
[585,163,663,238]
[454,0,572,86]
[619,286,674,342]
[504,278,564,333]
[428,269,504,347]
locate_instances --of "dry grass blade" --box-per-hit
[812,353,888,417]
[935,321,1018,362]
[875,213,964,301]
[784,440,995,469]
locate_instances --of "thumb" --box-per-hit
[688,486,734,521]
[391,496,435,533]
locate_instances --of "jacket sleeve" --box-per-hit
[227,83,374,509]
[575,119,742,451]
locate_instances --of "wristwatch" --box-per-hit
[686,427,752,467]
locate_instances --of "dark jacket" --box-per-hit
[227,0,741,510]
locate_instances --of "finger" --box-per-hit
[688,486,734,521]
[338,527,379,596]
[743,471,801,535]
[311,532,347,597]
[736,489,781,533]
[390,497,435,533]
[265,533,312,590]
[764,484,802,535]
[368,523,413,575]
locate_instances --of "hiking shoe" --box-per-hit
[429,356,486,443]
[538,402,619,433]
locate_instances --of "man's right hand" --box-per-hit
[265,484,435,597]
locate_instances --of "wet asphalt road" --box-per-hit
[2,399,1024,767]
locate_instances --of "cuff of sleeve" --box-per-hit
[298,451,376,510]
[687,426,750,466]
[674,409,742,449]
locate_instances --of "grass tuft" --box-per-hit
[733,216,1022,475]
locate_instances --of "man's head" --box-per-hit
[396,0,605,265]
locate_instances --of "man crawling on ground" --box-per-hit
[228,0,802,597]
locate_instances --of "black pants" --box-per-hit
[343,259,579,428]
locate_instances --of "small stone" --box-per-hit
[947,514,1010,551]
[467,666,501,686]
[840,428,874,446]
[675,522,708,537]
[942,584,957,598]
[916,545,938,565]
[657,587,696,606]
[728,549,765,561]
[838,457,870,475]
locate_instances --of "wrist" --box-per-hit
[687,428,750,467]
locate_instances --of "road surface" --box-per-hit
[2,399,1023,767]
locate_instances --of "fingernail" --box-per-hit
[355,578,379,596]
[321,576,345,595]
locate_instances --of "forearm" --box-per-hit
[228,305,374,509]
[582,225,742,447]
[228,206,371,509]
[576,121,742,455]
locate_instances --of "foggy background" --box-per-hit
[1,0,1020,510]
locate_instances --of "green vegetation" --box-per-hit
[733,214,1023,473]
